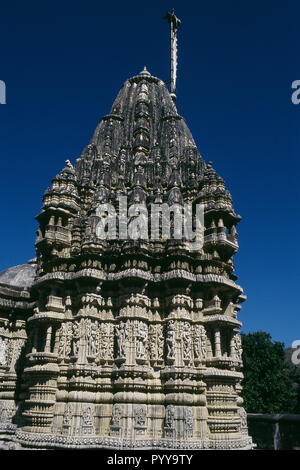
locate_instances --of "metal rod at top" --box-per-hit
[164,9,181,98]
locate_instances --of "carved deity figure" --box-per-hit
[149,324,164,362]
[166,321,176,360]
[184,407,193,438]
[86,320,98,357]
[63,404,73,426]
[200,326,207,359]
[111,405,122,427]
[72,321,81,357]
[193,325,207,362]
[233,334,242,361]
[135,321,148,360]
[134,407,147,427]
[99,323,114,360]
[116,321,129,359]
[148,325,156,360]
[82,406,94,426]
[238,407,248,434]
[165,405,175,428]
[157,325,164,359]
[181,322,192,361]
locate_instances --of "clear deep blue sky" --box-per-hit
[0,0,299,347]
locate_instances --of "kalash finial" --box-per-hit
[139,66,151,77]
[163,9,181,101]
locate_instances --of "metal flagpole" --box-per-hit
[163,9,181,100]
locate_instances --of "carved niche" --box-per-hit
[134,320,148,363]
[193,324,207,365]
[110,404,122,436]
[148,324,164,367]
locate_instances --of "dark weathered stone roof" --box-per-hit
[73,67,206,189]
[0,261,37,288]
[36,67,240,280]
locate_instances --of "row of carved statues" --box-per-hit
[23,318,242,367]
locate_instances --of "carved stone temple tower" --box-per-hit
[0,22,254,450]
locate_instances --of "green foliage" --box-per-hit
[290,366,300,413]
[241,331,300,414]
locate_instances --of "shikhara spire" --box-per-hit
[0,17,254,451]
[164,9,181,98]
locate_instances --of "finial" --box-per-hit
[139,66,151,77]
[164,10,181,97]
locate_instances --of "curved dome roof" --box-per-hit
[0,261,37,288]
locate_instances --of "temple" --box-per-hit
[0,36,254,450]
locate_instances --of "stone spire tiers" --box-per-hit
[0,68,254,449]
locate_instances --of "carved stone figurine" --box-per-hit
[116,321,127,359]
[166,321,176,360]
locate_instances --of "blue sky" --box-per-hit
[0,0,299,347]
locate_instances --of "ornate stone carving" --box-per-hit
[86,319,99,357]
[134,405,147,431]
[82,406,94,426]
[134,321,148,361]
[111,405,122,427]
[110,405,122,437]
[184,407,193,438]
[193,324,207,363]
[133,406,147,436]
[0,337,7,366]
[164,405,175,438]
[166,320,176,362]
[5,338,13,367]
[115,321,130,360]
[63,404,73,426]
[238,407,248,435]
[0,61,254,450]
[0,401,15,423]
[5,338,24,371]
[148,324,164,365]
[181,321,192,364]
[81,405,95,435]
[232,334,242,361]
[58,322,72,358]
[72,321,81,357]
[61,403,74,436]
[98,323,114,362]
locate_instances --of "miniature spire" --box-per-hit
[164,9,181,99]
[65,159,73,169]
